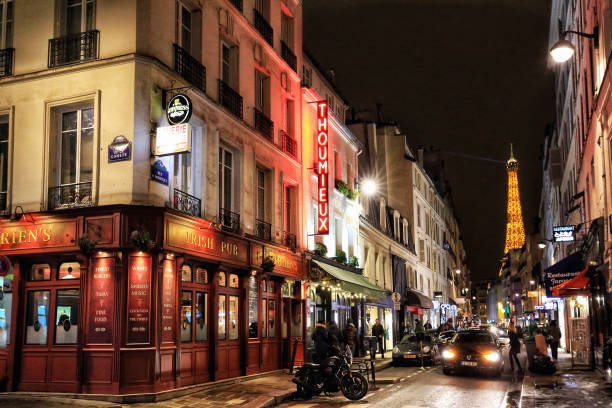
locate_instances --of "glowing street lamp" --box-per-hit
[455,269,461,274]
[361,179,377,196]
[549,26,598,63]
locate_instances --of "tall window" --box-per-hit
[0,0,13,49]
[221,43,239,89]
[0,117,7,212]
[58,108,94,187]
[255,0,268,18]
[256,168,265,221]
[176,2,192,52]
[335,218,342,252]
[285,185,292,232]
[281,11,293,47]
[254,70,270,114]
[334,151,341,181]
[218,147,233,211]
[174,152,192,194]
[62,0,95,35]
[285,98,294,135]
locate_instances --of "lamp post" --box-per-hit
[549,24,599,63]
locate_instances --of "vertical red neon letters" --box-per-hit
[317,101,329,235]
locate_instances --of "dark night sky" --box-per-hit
[303,0,554,282]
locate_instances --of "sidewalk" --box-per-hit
[520,350,612,407]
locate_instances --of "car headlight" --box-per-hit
[442,350,455,359]
[392,346,400,354]
[423,346,431,353]
[484,352,500,362]
[489,326,497,334]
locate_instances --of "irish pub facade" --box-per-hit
[0,0,305,394]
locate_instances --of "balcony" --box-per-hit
[48,30,99,68]
[174,44,206,92]
[218,79,243,119]
[255,219,272,241]
[254,108,274,141]
[219,208,240,233]
[281,41,297,72]
[281,131,297,158]
[253,9,273,45]
[173,189,201,218]
[282,231,297,250]
[230,0,243,12]
[0,48,14,77]
[48,182,93,210]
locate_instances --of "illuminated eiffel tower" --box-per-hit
[504,144,526,254]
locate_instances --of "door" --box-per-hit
[215,270,241,380]
[260,278,279,371]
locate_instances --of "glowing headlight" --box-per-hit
[489,326,497,334]
[484,352,500,362]
[442,350,455,359]
[392,346,400,354]
[423,346,431,353]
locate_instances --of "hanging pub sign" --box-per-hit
[155,123,192,156]
[553,225,575,242]
[166,94,193,125]
[316,100,329,235]
[108,135,131,162]
[151,160,169,185]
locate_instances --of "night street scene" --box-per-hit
[2,0,612,407]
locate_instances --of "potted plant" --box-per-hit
[77,234,97,255]
[348,255,359,268]
[261,255,275,272]
[130,229,155,252]
[335,250,347,265]
[314,242,328,257]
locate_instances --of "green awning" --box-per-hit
[312,260,389,299]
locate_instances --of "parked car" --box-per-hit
[494,327,510,347]
[392,334,436,366]
[441,329,504,376]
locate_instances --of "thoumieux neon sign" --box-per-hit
[317,101,329,235]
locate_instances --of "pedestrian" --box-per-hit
[327,320,342,351]
[313,320,329,364]
[414,319,425,333]
[424,321,432,330]
[372,318,385,358]
[535,328,548,356]
[524,319,538,367]
[508,323,523,374]
[343,320,357,356]
[547,320,562,362]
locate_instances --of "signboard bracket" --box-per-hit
[162,86,194,109]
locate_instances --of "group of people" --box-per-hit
[506,319,562,374]
[312,319,360,364]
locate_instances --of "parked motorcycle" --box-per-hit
[293,346,369,400]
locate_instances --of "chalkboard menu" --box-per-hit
[87,256,114,344]
[127,254,152,344]
[161,259,176,343]
[248,275,258,338]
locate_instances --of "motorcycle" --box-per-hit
[292,345,369,401]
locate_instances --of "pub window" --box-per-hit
[55,289,79,344]
[181,291,192,342]
[229,295,239,340]
[0,268,11,348]
[267,280,275,293]
[0,116,8,212]
[261,278,266,293]
[267,299,275,338]
[218,294,226,340]
[181,265,192,282]
[291,300,302,337]
[29,264,51,281]
[58,261,80,280]
[229,273,239,288]
[195,292,207,341]
[261,298,267,337]
[0,0,14,50]
[25,290,50,345]
[248,275,258,338]
[195,267,207,284]
[218,271,226,286]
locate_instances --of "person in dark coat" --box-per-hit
[547,320,562,362]
[372,318,385,358]
[313,321,329,364]
[327,321,342,351]
[508,323,523,374]
[343,320,357,356]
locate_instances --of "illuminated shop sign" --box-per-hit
[317,101,329,235]
[553,225,575,242]
[166,94,193,125]
[155,123,191,156]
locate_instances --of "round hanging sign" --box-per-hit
[166,94,193,125]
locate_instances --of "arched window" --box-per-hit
[58,262,80,280]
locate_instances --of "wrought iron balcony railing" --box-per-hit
[255,219,272,241]
[174,44,206,92]
[254,108,274,141]
[281,41,297,72]
[282,231,297,250]
[0,48,14,78]
[173,188,201,218]
[48,30,99,68]
[218,79,243,119]
[48,181,93,210]
[230,0,243,12]
[219,207,240,233]
[281,131,297,158]
[253,9,273,45]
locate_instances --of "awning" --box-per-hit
[544,252,584,297]
[552,267,591,297]
[312,260,389,298]
[448,298,457,306]
[405,289,434,309]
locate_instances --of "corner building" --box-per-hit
[0,0,306,395]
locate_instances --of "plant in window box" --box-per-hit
[130,229,155,252]
[314,242,328,257]
[335,250,347,265]
[77,234,97,255]
[261,255,275,272]
[348,255,359,268]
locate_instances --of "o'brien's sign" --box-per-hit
[316,101,329,235]
[553,225,575,242]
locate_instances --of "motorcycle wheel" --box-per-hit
[340,372,369,401]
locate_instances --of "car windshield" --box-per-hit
[400,335,432,344]
[454,332,494,344]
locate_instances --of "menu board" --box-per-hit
[127,254,152,344]
[87,256,114,344]
[161,259,176,343]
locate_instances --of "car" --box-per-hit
[441,330,504,377]
[494,327,511,347]
[392,333,436,366]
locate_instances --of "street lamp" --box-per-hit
[455,269,461,274]
[361,179,377,196]
[549,25,598,63]
[538,242,546,249]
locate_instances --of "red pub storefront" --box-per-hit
[0,206,304,395]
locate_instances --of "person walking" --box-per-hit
[414,319,425,333]
[313,321,329,364]
[343,320,357,356]
[326,321,342,352]
[547,320,561,363]
[372,318,385,358]
[424,321,432,330]
[508,323,523,374]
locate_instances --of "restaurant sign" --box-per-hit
[316,101,329,235]
[166,94,193,125]
[155,124,192,156]
[251,244,300,278]
[0,219,78,253]
[553,225,575,242]
[164,215,248,265]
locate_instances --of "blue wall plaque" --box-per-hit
[151,160,169,186]
[108,135,131,162]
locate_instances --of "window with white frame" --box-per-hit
[256,167,266,221]
[176,1,192,52]
[58,108,94,187]
[221,42,239,90]
[254,70,270,115]
[418,239,425,262]
[173,151,192,194]
[218,146,233,211]
[0,0,13,49]
[60,0,95,35]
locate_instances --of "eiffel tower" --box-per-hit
[504,144,526,254]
